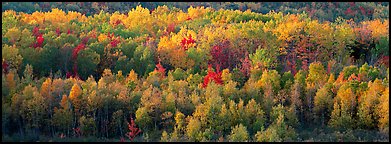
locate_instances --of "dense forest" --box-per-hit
[2,2,389,142]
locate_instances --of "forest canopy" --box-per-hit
[2,2,389,142]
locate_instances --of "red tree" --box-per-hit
[56,27,61,36]
[155,58,166,78]
[2,60,9,74]
[203,65,223,88]
[125,117,142,141]
[180,34,195,51]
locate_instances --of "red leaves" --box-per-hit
[155,58,166,78]
[344,8,355,16]
[32,34,44,48]
[180,34,195,51]
[82,36,90,44]
[31,26,44,48]
[348,73,360,81]
[239,55,251,77]
[165,23,176,35]
[67,29,73,34]
[37,35,44,45]
[59,133,65,139]
[286,60,297,76]
[107,32,120,47]
[68,43,86,79]
[73,127,81,137]
[349,2,356,7]
[210,45,225,67]
[72,43,86,60]
[56,27,61,36]
[2,60,9,74]
[125,117,142,141]
[375,56,389,68]
[114,19,122,26]
[359,6,366,15]
[120,137,125,142]
[110,38,120,47]
[203,65,223,88]
[66,71,72,78]
[32,26,41,37]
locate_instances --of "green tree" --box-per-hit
[357,79,385,129]
[77,48,100,80]
[313,80,335,125]
[255,112,297,142]
[186,116,202,142]
[228,124,249,142]
[329,83,357,130]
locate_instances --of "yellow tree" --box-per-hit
[228,124,249,142]
[69,83,83,127]
[52,95,73,136]
[357,79,385,129]
[329,83,357,129]
[377,88,389,134]
[258,69,280,115]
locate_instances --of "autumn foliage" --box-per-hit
[1,3,389,142]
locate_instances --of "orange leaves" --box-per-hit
[361,19,389,41]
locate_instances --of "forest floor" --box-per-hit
[2,126,389,142]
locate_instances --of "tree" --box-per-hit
[19,84,47,134]
[135,107,152,131]
[313,82,334,125]
[110,110,125,137]
[228,124,249,142]
[68,83,84,128]
[329,84,357,130]
[186,117,202,141]
[255,112,297,142]
[2,45,23,71]
[258,69,280,114]
[76,48,100,80]
[79,115,97,137]
[244,99,265,135]
[357,79,385,129]
[377,88,389,134]
[304,61,327,122]
[160,130,170,142]
[249,47,278,70]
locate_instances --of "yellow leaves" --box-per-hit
[19,8,87,27]
[2,10,17,17]
[2,45,23,70]
[69,83,82,102]
[5,27,21,43]
[187,6,211,20]
[5,71,16,91]
[273,14,305,41]
[176,12,189,23]
[157,27,197,69]
[123,5,153,30]
[337,86,356,112]
[377,88,389,131]
[97,33,108,42]
[362,19,389,40]
[109,12,127,26]
[221,69,232,83]
[40,78,52,100]
[60,94,69,110]
[126,70,138,84]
